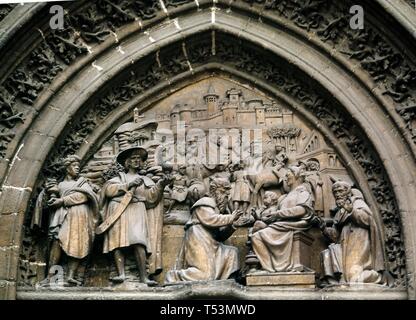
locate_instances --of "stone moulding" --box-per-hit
[16,280,408,300]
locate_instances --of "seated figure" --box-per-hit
[250,165,316,273]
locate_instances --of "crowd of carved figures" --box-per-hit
[29,134,394,288]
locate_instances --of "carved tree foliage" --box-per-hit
[267,125,301,139]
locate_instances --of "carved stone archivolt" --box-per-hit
[0,0,415,299]
[0,4,15,23]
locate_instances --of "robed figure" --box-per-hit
[320,181,391,285]
[97,146,168,284]
[250,165,316,272]
[33,155,99,285]
[165,178,242,283]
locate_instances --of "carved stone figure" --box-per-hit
[302,159,324,216]
[250,165,316,272]
[97,146,169,285]
[250,191,280,233]
[243,191,280,272]
[33,155,99,285]
[249,143,288,207]
[320,181,391,285]
[230,161,253,225]
[166,165,189,214]
[165,178,242,283]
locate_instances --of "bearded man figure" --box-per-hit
[250,165,316,273]
[320,181,392,285]
[165,178,242,283]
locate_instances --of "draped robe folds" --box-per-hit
[321,190,386,283]
[165,197,240,283]
[147,200,164,275]
[251,184,315,272]
[32,177,99,259]
[100,172,164,256]
[231,171,251,203]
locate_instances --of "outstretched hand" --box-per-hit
[232,209,245,220]
[159,174,173,187]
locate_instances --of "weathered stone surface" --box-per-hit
[0,280,16,300]
[246,272,316,288]
[0,186,31,215]
[0,246,19,281]
[19,279,407,300]
[292,232,315,271]
[156,225,185,283]
[0,214,18,246]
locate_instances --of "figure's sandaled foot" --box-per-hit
[67,277,82,286]
[111,275,126,283]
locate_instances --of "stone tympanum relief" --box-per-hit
[21,77,393,290]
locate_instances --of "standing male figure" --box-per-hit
[34,155,99,285]
[97,146,169,285]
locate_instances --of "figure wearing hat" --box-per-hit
[97,146,170,284]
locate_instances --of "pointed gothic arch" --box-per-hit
[0,1,415,299]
